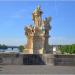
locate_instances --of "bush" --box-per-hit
[0,44,8,50]
[2,44,8,50]
[19,45,24,52]
[58,44,75,54]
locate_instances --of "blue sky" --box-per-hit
[0,1,75,46]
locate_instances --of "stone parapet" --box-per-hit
[0,53,23,65]
[0,53,75,65]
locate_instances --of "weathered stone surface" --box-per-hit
[54,54,75,65]
[0,53,23,65]
[0,53,75,65]
[24,6,51,54]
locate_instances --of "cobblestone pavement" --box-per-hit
[0,65,75,74]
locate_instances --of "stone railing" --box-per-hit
[0,53,23,65]
[54,54,75,66]
[0,53,75,65]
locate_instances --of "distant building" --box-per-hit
[51,45,61,54]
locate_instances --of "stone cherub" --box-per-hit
[24,25,34,37]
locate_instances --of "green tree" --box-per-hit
[2,44,8,51]
[2,44,7,49]
[71,44,75,54]
[58,44,75,54]
[68,45,72,54]
[0,44,2,49]
[19,45,24,52]
[0,44,8,52]
[58,45,65,54]
[64,45,69,53]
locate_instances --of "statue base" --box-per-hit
[23,48,44,54]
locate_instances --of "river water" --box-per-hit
[0,48,19,53]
